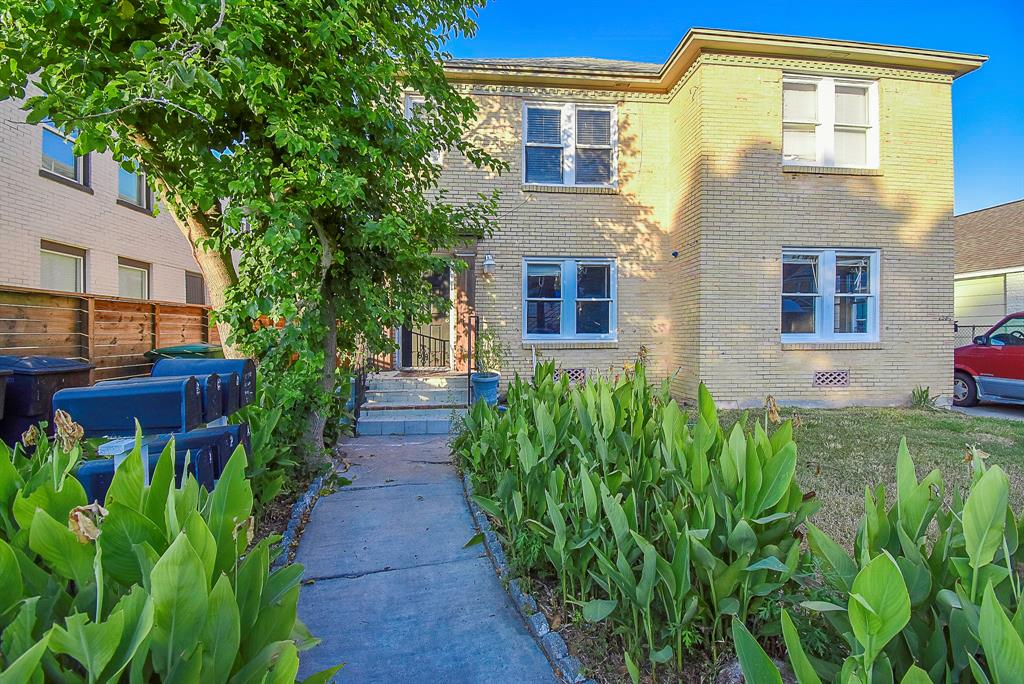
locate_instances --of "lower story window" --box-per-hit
[781,248,879,342]
[523,258,616,340]
[40,240,85,293]
[118,257,150,300]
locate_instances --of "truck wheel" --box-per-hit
[953,372,978,407]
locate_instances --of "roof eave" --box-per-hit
[443,28,988,92]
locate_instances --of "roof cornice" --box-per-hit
[443,28,988,93]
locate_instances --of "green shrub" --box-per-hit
[454,361,818,674]
[0,426,337,682]
[736,442,1023,683]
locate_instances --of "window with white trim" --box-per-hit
[523,258,617,340]
[404,95,443,164]
[781,249,879,342]
[783,76,878,168]
[523,103,616,187]
[118,257,150,300]
[41,120,88,184]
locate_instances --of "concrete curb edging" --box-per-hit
[272,470,332,571]
[462,473,595,684]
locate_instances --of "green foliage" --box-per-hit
[910,386,937,409]
[0,430,331,681]
[231,377,299,507]
[739,440,1024,683]
[2,0,504,454]
[474,326,508,375]
[454,361,817,674]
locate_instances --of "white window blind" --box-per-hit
[782,76,878,169]
[523,103,616,187]
[41,248,84,293]
[781,249,879,342]
[523,258,617,340]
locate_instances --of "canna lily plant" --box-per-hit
[0,423,339,682]
[455,361,818,677]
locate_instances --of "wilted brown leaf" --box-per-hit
[68,503,108,543]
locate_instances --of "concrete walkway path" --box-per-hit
[295,435,556,683]
[952,403,1024,421]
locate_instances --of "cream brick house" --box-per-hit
[406,29,985,408]
[0,97,205,304]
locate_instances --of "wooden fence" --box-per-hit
[0,285,220,381]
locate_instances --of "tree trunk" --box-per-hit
[304,281,337,463]
[169,209,243,358]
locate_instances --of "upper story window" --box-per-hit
[523,103,617,187]
[781,248,879,343]
[782,76,878,169]
[404,94,443,165]
[41,120,89,185]
[117,164,152,210]
[523,257,617,341]
[40,240,85,293]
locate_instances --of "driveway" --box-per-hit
[951,403,1024,421]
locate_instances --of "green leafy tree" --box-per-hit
[2,0,503,455]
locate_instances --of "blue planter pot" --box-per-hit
[471,372,500,406]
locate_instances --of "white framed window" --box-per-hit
[117,164,152,209]
[41,121,88,184]
[404,94,443,165]
[523,103,617,187]
[40,241,85,293]
[781,248,879,343]
[783,76,878,169]
[523,258,617,341]
[118,257,150,300]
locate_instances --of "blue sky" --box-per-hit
[448,0,1023,214]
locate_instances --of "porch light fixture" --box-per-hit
[482,254,496,276]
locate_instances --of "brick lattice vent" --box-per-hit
[554,368,588,386]
[813,370,850,387]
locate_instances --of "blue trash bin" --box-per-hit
[98,373,224,423]
[74,458,116,504]
[151,358,256,408]
[52,377,204,438]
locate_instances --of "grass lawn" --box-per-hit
[729,407,1024,548]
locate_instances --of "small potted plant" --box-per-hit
[471,327,506,406]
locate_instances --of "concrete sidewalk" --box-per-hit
[295,435,556,683]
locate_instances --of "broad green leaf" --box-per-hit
[150,533,208,677]
[0,539,23,614]
[848,553,910,665]
[732,619,784,684]
[582,599,617,622]
[964,466,1009,570]
[106,435,145,512]
[98,502,165,585]
[807,523,857,593]
[747,556,789,573]
[100,587,154,683]
[980,582,1024,684]
[206,446,254,576]
[201,575,241,683]
[900,665,934,684]
[183,511,217,587]
[728,520,757,557]
[0,632,49,684]
[28,508,94,585]
[624,650,640,684]
[300,665,345,684]
[754,442,796,514]
[782,610,822,684]
[49,610,125,679]
[463,532,485,548]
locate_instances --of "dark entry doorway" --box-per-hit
[400,269,451,368]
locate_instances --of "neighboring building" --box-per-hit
[404,28,985,407]
[0,97,207,304]
[954,199,1024,331]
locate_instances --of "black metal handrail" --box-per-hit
[409,329,449,368]
[466,314,479,406]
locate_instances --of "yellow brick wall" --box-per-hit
[694,57,955,407]
[441,52,957,407]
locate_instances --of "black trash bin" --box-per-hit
[0,356,94,447]
[0,369,11,421]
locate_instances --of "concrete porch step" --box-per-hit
[356,407,467,436]
[364,388,468,407]
[366,374,468,392]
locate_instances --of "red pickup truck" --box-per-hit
[954,312,1024,407]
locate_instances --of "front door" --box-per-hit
[400,270,451,368]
